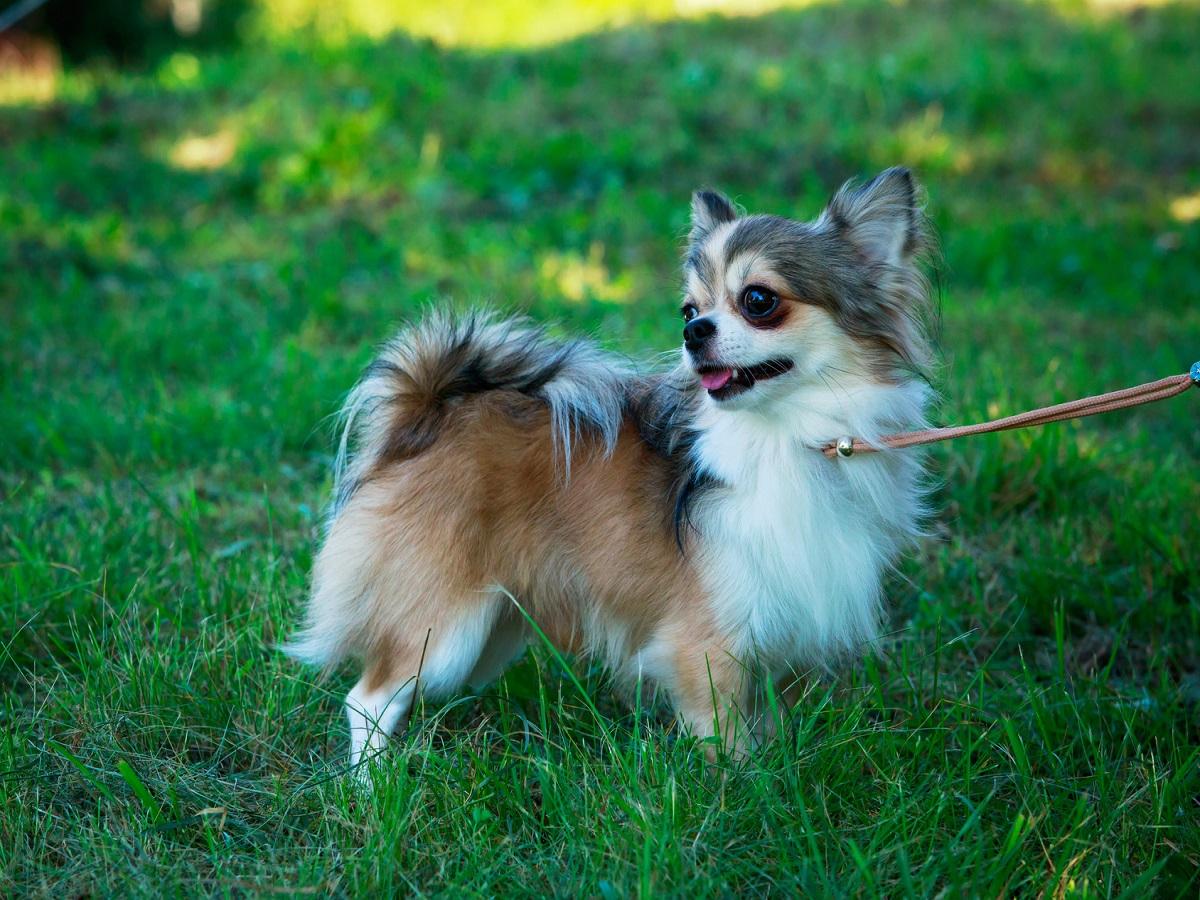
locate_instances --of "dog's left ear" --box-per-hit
[823,167,920,266]
[690,189,737,245]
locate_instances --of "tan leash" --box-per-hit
[822,362,1200,459]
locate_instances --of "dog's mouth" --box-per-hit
[695,357,795,400]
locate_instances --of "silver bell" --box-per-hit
[836,436,855,458]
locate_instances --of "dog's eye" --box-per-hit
[741,286,779,318]
[681,304,698,322]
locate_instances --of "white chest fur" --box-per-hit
[691,380,927,671]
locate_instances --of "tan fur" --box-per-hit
[313,390,755,749]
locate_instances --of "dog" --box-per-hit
[285,167,934,770]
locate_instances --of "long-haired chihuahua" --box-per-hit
[286,167,933,770]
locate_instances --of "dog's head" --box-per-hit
[681,168,932,409]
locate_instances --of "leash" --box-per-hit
[822,361,1200,459]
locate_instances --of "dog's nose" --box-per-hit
[683,316,716,352]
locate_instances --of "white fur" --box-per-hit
[692,374,928,673]
[346,678,416,773]
[686,302,929,673]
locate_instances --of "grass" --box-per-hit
[2,0,1199,894]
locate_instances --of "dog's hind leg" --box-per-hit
[346,592,506,776]
[345,670,418,771]
[467,610,529,688]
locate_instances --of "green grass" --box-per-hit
[2,0,1199,895]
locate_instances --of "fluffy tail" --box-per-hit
[282,310,631,666]
[329,310,631,515]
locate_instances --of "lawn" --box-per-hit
[2,0,1199,895]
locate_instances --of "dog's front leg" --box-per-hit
[666,635,754,758]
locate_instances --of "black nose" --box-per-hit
[684,316,716,352]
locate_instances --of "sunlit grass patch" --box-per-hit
[253,0,832,47]
[169,128,239,171]
[1169,190,1200,224]
[0,34,60,106]
[247,0,1190,48]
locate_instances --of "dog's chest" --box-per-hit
[693,431,900,665]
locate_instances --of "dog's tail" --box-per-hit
[281,310,631,668]
[328,309,631,514]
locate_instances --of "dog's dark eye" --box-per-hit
[681,304,698,322]
[741,286,779,318]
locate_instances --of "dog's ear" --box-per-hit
[689,189,737,245]
[824,167,920,266]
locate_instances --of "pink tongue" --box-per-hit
[700,368,733,391]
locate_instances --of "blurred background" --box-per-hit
[3,0,1198,464]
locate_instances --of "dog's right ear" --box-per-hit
[690,190,737,245]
